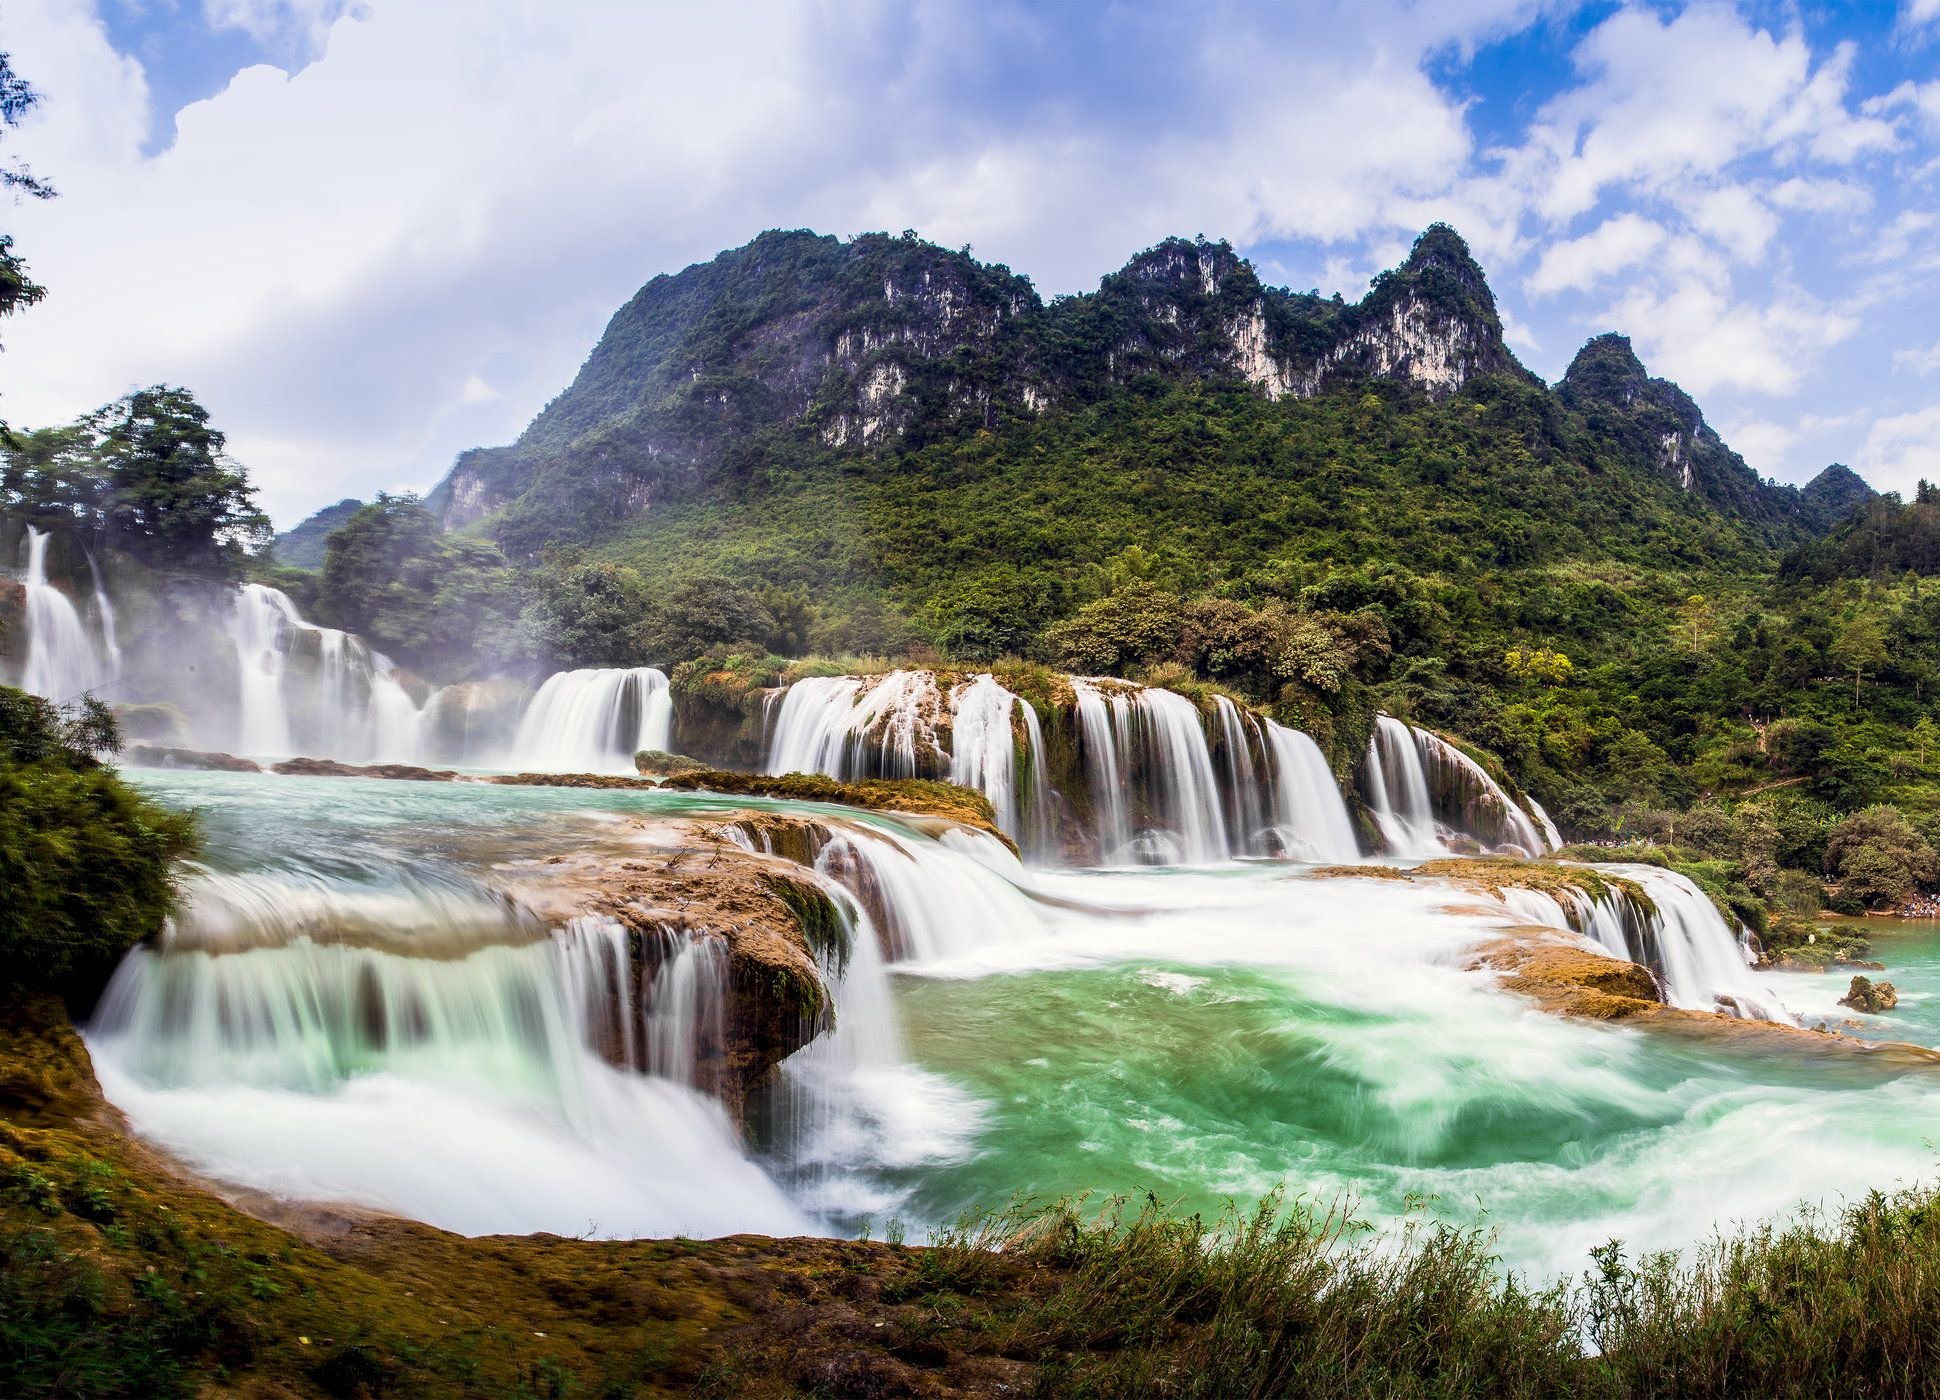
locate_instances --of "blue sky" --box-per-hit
[6,0,1940,527]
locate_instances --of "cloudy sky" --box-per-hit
[6,0,1940,528]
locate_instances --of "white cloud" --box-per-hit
[1766,175,1869,213]
[1896,340,1940,375]
[1721,419,1797,474]
[1527,213,1666,296]
[1860,404,1940,494]
[1604,279,1857,397]
[1512,8,1895,226]
[0,0,1931,526]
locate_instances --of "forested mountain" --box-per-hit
[415,225,1857,565]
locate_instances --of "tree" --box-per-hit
[0,687,197,1000]
[89,387,270,580]
[1828,610,1887,711]
[640,575,778,662]
[1825,806,1936,910]
[316,493,521,668]
[1,53,56,434]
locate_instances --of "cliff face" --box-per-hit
[426,224,1542,545]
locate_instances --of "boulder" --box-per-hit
[1840,975,1900,1014]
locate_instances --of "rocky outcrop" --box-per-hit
[1841,975,1900,1014]
[124,744,263,773]
[496,816,843,1115]
[660,769,1010,845]
[1557,333,1867,538]
[270,756,460,781]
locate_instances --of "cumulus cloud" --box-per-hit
[1603,280,1857,396]
[1528,213,1667,296]
[1896,340,1940,375]
[1860,404,1940,494]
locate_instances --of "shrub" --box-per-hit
[1824,805,1936,909]
[0,688,196,1002]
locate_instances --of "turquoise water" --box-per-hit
[103,770,1940,1276]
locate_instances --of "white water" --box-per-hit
[1264,721,1361,862]
[88,874,803,1238]
[765,670,946,780]
[1364,715,1553,856]
[1496,863,1790,1022]
[507,666,671,774]
[948,673,1049,848]
[16,525,111,702]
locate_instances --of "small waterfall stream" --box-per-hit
[16,525,112,702]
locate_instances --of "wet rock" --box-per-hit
[271,757,461,781]
[1840,975,1899,1014]
[124,744,262,773]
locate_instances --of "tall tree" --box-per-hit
[0,53,55,434]
[89,387,270,581]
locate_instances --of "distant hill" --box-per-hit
[273,497,363,569]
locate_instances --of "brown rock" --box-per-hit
[1840,975,1900,1014]
[124,744,262,773]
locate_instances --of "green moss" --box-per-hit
[661,770,1007,843]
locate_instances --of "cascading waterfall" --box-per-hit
[1133,687,1230,864]
[1263,721,1361,862]
[227,584,428,763]
[1069,679,1229,864]
[507,666,671,774]
[765,671,945,781]
[85,548,123,681]
[87,872,803,1237]
[1213,696,1271,848]
[1070,678,1136,860]
[1491,864,1788,1022]
[1528,796,1564,850]
[1412,725,1550,853]
[947,674,1051,854]
[230,583,300,756]
[1363,715,1450,857]
[16,525,110,702]
[1364,715,1553,856]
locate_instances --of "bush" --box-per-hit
[1824,805,1936,909]
[0,689,195,1001]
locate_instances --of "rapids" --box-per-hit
[82,769,1940,1279]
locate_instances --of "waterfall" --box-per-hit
[1134,687,1229,864]
[1071,678,1134,860]
[230,583,300,756]
[87,873,804,1238]
[226,584,430,763]
[84,549,122,681]
[1212,696,1271,848]
[507,666,671,774]
[813,824,1043,964]
[1364,716,1552,856]
[16,525,108,702]
[1364,715,1446,857]
[1493,864,1788,1022]
[1263,721,1361,862]
[643,930,729,1089]
[1411,726,1549,853]
[764,671,945,780]
[1528,796,1563,850]
[947,674,1050,854]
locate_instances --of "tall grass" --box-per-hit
[895,1185,1940,1398]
